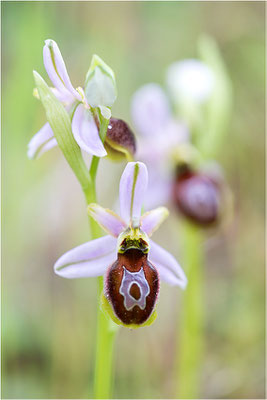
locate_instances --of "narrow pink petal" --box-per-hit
[54,235,117,278]
[88,204,126,237]
[72,104,107,157]
[43,39,80,101]
[131,83,171,137]
[149,240,187,288]
[141,207,169,237]
[50,87,75,104]
[27,122,57,159]
[119,162,148,226]
[38,137,58,158]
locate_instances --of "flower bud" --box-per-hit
[104,118,136,161]
[85,54,117,108]
[173,164,221,226]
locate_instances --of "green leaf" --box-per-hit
[33,70,91,191]
[197,35,233,158]
[85,55,117,108]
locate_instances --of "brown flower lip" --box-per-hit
[172,165,221,226]
[105,249,159,326]
[95,117,136,159]
[107,118,136,154]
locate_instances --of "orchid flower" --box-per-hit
[131,83,189,209]
[28,39,117,159]
[54,162,187,328]
[131,83,189,164]
[131,81,226,226]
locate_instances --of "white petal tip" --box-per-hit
[27,150,34,160]
[179,280,188,290]
[44,39,54,46]
[97,149,107,157]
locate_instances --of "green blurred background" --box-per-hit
[2,1,265,399]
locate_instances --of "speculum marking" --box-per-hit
[119,266,150,311]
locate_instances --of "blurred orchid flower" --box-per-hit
[131,83,189,209]
[131,80,226,226]
[54,162,187,327]
[28,39,117,159]
[131,84,189,161]
[166,59,215,104]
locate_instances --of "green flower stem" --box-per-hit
[89,113,109,183]
[83,180,117,400]
[83,115,117,400]
[176,221,204,399]
[94,277,117,399]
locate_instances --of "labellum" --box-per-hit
[173,164,221,226]
[104,232,160,327]
[104,118,136,161]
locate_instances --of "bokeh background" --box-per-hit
[2,1,265,399]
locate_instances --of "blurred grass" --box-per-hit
[1,1,265,399]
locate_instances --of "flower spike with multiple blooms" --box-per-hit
[28,39,117,159]
[54,162,187,328]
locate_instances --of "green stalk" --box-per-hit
[83,183,117,400]
[93,277,117,399]
[176,221,204,399]
[83,116,117,400]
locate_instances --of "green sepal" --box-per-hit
[85,54,117,108]
[101,292,157,329]
[33,71,91,191]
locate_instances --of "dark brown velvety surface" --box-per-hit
[105,249,159,325]
[106,118,136,155]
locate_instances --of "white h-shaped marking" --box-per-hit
[119,266,150,311]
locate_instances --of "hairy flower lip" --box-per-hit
[104,249,160,326]
[106,118,136,154]
[94,117,136,162]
